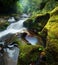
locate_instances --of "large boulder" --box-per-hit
[45,7,58,45]
[44,7,58,65]
[23,13,50,33]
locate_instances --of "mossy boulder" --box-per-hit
[45,7,58,44]
[44,7,58,65]
[45,43,58,65]
[18,7,58,65]
[18,45,44,65]
[23,13,50,33]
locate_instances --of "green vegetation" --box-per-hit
[20,7,58,65]
[0,20,10,31]
[0,0,58,65]
[13,37,44,65]
[18,44,44,65]
[17,0,58,14]
[0,0,58,14]
[44,7,58,65]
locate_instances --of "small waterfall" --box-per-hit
[7,18,27,30]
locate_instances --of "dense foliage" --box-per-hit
[0,0,58,14]
[17,0,58,14]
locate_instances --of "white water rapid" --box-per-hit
[0,18,28,40]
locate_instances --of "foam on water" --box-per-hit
[0,18,28,39]
[8,17,15,23]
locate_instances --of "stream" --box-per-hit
[0,14,38,65]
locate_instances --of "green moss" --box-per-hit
[24,13,50,33]
[45,42,58,65]
[19,7,58,65]
[15,38,43,65]
[45,7,58,44]
[50,7,58,16]
[44,7,58,65]
[18,45,44,65]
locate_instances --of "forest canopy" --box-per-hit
[0,0,58,14]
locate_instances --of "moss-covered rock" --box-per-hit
[28,7,58,65]
[45,41,58,65]
[45,7,58,44]
[44,7,58,65]
[18,45,44,65]
[24,13,50,33]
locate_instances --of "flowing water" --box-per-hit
[0,14,38,65]
[0,14,28,65]
[0,18,28,39]
[8,17,15,23]
[3,44,19,65]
